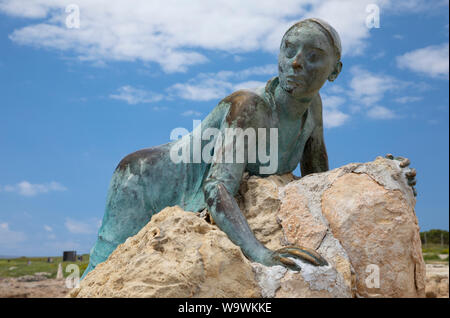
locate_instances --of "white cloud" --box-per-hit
[367,106,396,119]
[321,66,426,122]
[1,181,67,196]
[169,64,275,101]
[171,78,233,101]
[110,85,163,104]
[323,109,349,128]
[396,43,449,79]
[348,66,399,107]
[233,81,267,91]
[44,225,53,232]
[181,110,203,117]
[65,218,100,235]
[320,94,349,128]
[345,66,412,119]
[321,94,346,109]
[394,96,423,103]
[0,0,432,72]
[0,222,26,245]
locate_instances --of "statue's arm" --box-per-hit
[202,91,328,270]
[300,94,329,176]
[203,158,271,263]
[202,93,271,264]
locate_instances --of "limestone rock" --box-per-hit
[425,264,449,298]
[72,206,260,298]
[72,157,424,298]
[238,157,424,297]
[237,173,354,297]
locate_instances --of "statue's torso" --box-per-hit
[113,77,318,214]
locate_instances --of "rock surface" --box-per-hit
[425,263,449,298]
[71,157,425,298]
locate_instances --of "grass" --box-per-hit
[0,255,90,278]
[422,244,449,264]
[422,244,449,255]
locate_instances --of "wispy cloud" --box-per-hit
[367,106,396,119]
[169,64,274,101]
[396,43,449,79]
[323,110,350,128]
[181,110,203,117]
[0,222,26,245]
[65,218,101,235]
[320,65,430,124]
[44,225,53,232]
[320,94,349,128]
[110,85,163,105]
[394,96,423,103]
[348,66,400,107]
[1,181,67,197]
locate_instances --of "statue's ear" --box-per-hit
[328,61,342,82]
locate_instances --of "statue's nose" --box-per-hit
[292,53,303,70]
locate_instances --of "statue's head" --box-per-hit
[278,18,342,98]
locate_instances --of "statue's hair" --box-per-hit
[282,18,342,61]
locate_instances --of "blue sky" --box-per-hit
[0,0,448,257]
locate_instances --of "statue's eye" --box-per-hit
[284,42,297,58]
[307,51,318,62]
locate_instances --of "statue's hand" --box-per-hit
[385,154,417,197]
[268,246,328,271]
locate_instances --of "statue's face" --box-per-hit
[278,23,337,97]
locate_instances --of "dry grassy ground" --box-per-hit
[0,277,69,298]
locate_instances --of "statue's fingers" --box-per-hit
[278,256,301,271]
[413,187,417,197]
[406,168,416,179]
[278,246,327,266]
[408,179,417,186]
[385,154,394,160]
[399,158,410,168]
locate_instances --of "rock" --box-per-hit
[319,158,425,297]
[72,206,261,298]
[425,264,449,298]
[72,157,424,298]
[56,263,63,280]
[17,274,48,282]
[34,272,52,277]
[237,173,354,297]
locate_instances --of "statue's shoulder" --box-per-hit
[115,145,168,172]
[220,88,271,127]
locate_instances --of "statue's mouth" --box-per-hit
[286,76,304,86]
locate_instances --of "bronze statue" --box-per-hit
[82,18,416,279]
